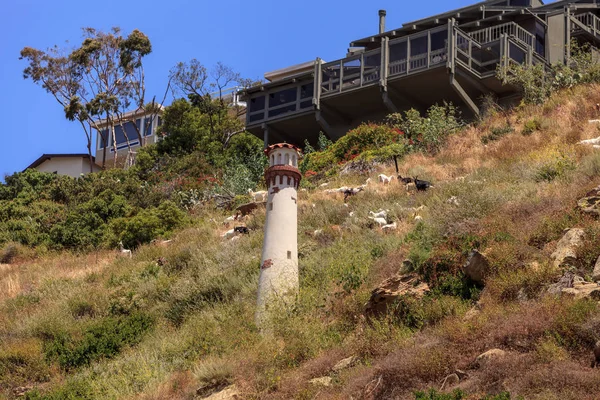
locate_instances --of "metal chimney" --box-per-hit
[379,10,386,34]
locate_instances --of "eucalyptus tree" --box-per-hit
[169,60,252,148]
[20,27,166,169]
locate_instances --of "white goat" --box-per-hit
[378,174,394,185]
[369,209,389,219]
[118,241,132,258]
[382,222,397,232]
[368,216,388,226]
[221,229,236,239]
[248,189,268,202]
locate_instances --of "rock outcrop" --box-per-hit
[474,349,506,368]
[551,228,585,268]
[365,273,429,316]
[200,385,240,400]
[463,250,490,285]
[593,256,600,282]
[578,186,600,217]
[332,356,358,373]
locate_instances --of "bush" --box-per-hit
[387,103,463,153]
[522,118,541,136]
[481,124,514,144]
[42,312,154,370]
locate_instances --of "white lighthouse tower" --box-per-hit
[256,143,302,326]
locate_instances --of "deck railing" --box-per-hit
[244,22,540,127]
[469,22,536,52]
[573,12,600,37]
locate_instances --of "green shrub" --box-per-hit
[414,388,466,400]
[481,124,514,144]
[522,118,541,135]
[387,103,463,153]
[534,151,576,182]
[42,312,154,370]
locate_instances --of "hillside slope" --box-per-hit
[3,84,600,400]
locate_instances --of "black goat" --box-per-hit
[234,226,250,235]
[413,176,433,192]
[343,187,363,202]
[398,175,413,184]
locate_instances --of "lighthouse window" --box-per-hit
[287,251,292,259]
[277,154,282,164]
[269,202,273,211]
[284,153,289,165]
[292,155,297,166]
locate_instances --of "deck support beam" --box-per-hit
[262,123,269,149]
[449,72,480,117]
[381,91,399,113]
[315,110,344,141]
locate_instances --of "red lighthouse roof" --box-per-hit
[264,143,302,156]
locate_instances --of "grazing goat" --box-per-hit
[221,229,236,239]
[382,222,397,232]
[223,215,236,225]
[234,226,250,235]
[369,209,389,219]
[413,177,433,191]
[248,189,268,202]
[118,241,132,258]
[343,186,364,202]
[378,174,394,185]
[592,341,600,368]
[397,175,413,184]
[368,216,388,227]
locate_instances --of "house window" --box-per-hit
[249,96,265,112]
[114,120,140,146]
[143,117,154,136]
[98,129,109,149]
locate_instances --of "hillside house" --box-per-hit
[94,107,163,168]
[241,0,600,146]
[25,154,101,178]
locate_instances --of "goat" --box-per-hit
[378,174,394,185]
[118,241,132,258]
[343,186,364,202]
[397,175,413,184]
[413,176,433,191]
[234,226,250,235]
[369,210,389,219]
[248,189,268,202]
[221,229,236,239]
[592,341,600,368]
[368,216,388,227]
[151,239,173,247]
[382,222,397,232]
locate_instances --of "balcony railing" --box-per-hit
[244,21,541,127]
[469,22,536,52]
[572,12,600,37]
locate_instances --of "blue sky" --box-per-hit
[0,0,477,178]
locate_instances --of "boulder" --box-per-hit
[200,385,240,400]
[578,186,600,217]
[365,273,429,317]
[548,271,578,295]
[475,349,506,368]
[332,356,358,373]
[551,228,585,268]
[593,256,600,282]
[309,377,332,387]
[463,250,490,285]
[562,281,600,300]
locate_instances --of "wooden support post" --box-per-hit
[313,58,322,110]
[449,73,479,117]
[262,123,269,149]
